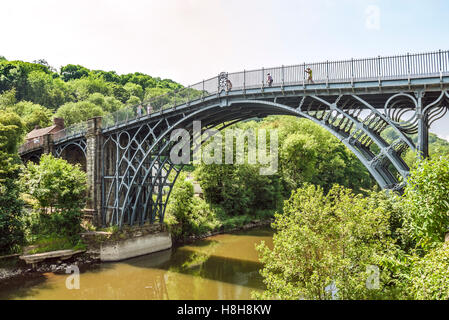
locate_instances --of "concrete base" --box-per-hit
[100,231,172,262]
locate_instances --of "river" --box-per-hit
[0,227,273,300]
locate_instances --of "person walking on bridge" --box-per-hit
[137,104,143,117]
[226,79,233,92]
[305,67,314,84]
[146,102,152,115]
[267,73,273,87]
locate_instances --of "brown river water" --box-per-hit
[0,227,273,300]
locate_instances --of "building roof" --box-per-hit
[25,125,59,140]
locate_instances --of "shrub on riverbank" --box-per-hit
[0,111,26,254]
[165,173,221,239]
[19,155,87,248]
[254,185,400,300]
[255,156,449,300]
[165,173,275,240]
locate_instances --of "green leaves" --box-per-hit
[19,154,87,237]
[407,243,449,300]
[0,111,25,254]
[255,185,398,300]
[402,156,449,251]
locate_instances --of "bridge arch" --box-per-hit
[102,97,414,228]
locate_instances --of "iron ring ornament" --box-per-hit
[384,91,449,135]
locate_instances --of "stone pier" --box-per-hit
[86,117,103,227]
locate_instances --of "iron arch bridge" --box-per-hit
[19,50,449,228]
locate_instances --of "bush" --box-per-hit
[0,111,25,254]
[402,156,449,252]
[254,184,398,300]
[20,154,87,238]
[165,173,220,239]
[407,243,449,300]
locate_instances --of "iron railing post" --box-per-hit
[281,65,285,88]
[407,53,411,84]
[326,60,329,87]
[202,80,205,100]
[378,55,382,85]
[351,58,354,85]
[243,69,246,92]
[303,63,306,87]
[262,67,265,89]
[439,49,443,81]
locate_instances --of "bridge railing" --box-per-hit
[52,122,88,143]
[18,136,44,154]
[100,50,448,129]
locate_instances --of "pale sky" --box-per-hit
[1,0,449,138]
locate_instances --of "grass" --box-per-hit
[27,235,87,255]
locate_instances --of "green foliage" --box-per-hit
[126,95,141,106]
[27,71,68,109]
[9,101,53,131]
[124,82,144,101]
[0,60,50,101]
[0,177,25,254]
[86,93,124,113]
[55,101,104,126]
[165,173,221,239]
[0,57,183,131]
[67,77,112,101]
[0,111,26,254]
[407,243,449,300]
[0,89,17,107]
[60,64,89,82]
[197,163,282,216]
[26,235,86,254]
[20,154,87,237]
[402,156,449,251]
[267,116,373,194]
[255,185,398,300]
[0,111,26,154]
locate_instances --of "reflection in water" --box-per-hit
[0,227,273,300]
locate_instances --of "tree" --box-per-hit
[55,101,104,126]
[126,95,141,106]
[0,111,25,254]
[20,154,87,236]
[255,184,397,300]
[0,60,49,100]
[87,93,123,113]
[12,101,53,131]
[264,116,373,194]
[67,77,112,101]
[0,89,17,108]
[32,59,57,73]
[165,173,220,239]
[407,243,449,300]
[402,156,449,252]
[123,82,144,101]
[60,64,89,82]
[27,70,68,109]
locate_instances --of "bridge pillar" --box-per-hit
[42,133,54,155]
[416,91,429,159]
[86,117,103,227]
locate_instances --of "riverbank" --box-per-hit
[0,218,273,284]
[173,218,273,246]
